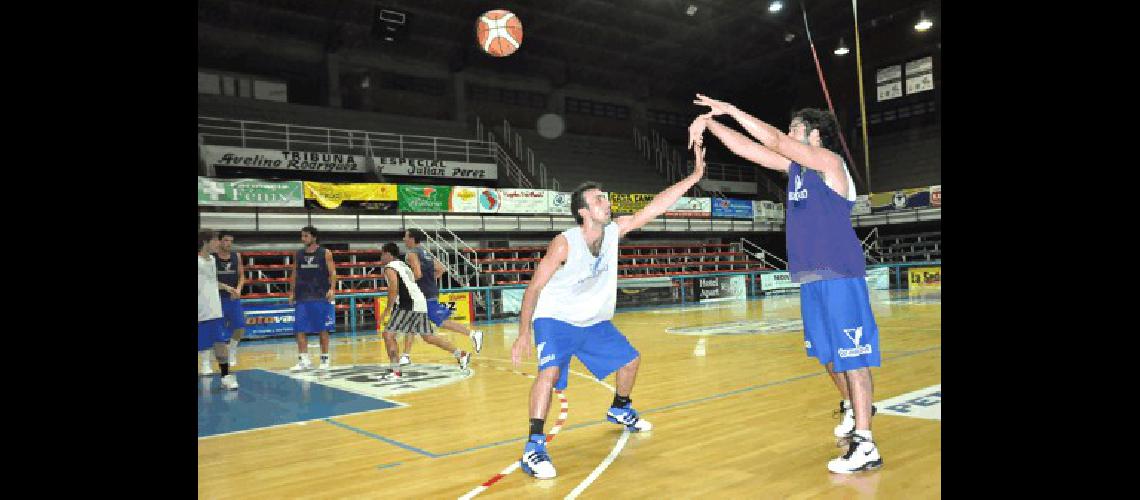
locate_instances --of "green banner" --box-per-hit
[397,185,453,212]
[197,176,303,207]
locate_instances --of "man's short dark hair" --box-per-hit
[219,231,236,240]
[407,229,427,244]
[381,242,401,258]
[198,229,217,251]
[301,225,319,242]
[570,182,603,225]
[790,108,840,154]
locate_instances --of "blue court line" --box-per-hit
[323,419,440,458]
[376,462,402,470]
[325,344,942,462]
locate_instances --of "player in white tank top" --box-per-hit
[510,145,708,480]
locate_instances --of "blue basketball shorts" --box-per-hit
[198,318,227,351]
[532,318,640,391]
[800,277,881,372]
[426,298,453,327]
[294,300,336,334]
[220,297,245,334]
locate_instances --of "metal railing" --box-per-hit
[198,116,497,165]
[739,237,788,270]
[632,127,722,198]
[487,117,562,191]
[861,227,885,264]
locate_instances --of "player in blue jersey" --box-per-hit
[691,95,882,474]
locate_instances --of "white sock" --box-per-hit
[320,353,329,362]
[843,399,852,411]
[854,430,873,442]
[300,352,310,362]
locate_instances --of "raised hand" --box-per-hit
[693,93,734,116]
[688,112,714,150]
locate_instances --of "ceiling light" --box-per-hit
[915,10,933,31]
[834,38,849,56]
[686,4,698,16]
[769,1,784,13]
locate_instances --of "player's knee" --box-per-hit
[623,356,640,370]
[536,366,560,383]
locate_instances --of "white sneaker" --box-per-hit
[228,346,239,368]
[521,437,557,479]
[290,359,312,372]
[828,435,883,474]
[220,374,239,390]
[471,330,484,353]
[319,359,331,370]
[398,354,411,366]
[457,351,471,370]
[200,357,214,376]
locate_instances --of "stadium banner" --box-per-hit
[852,195,872,215]
[241,303,295,339]
[760,271,801,291]
[373,157,498,180]
[610,193,655,214]
[397,185,452,212]
[499,189,550,214]
[697,275,748,302]
[869,187,931,212]
[666,197,711,218]
[711,198,755,218]
[449,186,481,213]
[548,191,572,215]
[198,176,303,207]
[866,267,890,290]
[930,185,941,207]
[373,292,472,330]
[201,146,367,173]
[753,200,786,220]
[907,266,941,289]
[303,182,397,209]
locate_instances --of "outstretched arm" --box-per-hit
[615,144,707,237]
[703,117,792,173]
[694,94,841,177]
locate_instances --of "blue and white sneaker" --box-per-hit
[520,434,556,479]
[607,406,653,432]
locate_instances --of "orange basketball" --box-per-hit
[476,9,523,57]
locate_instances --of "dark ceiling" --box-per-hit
[199,0,940,110]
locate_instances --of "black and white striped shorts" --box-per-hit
[386,309,435,336]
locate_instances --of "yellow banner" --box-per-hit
[438,292,473,326]
[304,182,398,208]
[373,292,473,331]
[609,193,655,214]
[907,266,941,288]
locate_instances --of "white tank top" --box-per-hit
[534,222,619,326]
[198,255,223,322]
[385,260,428,312]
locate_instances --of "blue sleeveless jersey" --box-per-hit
[295,247,332,301]
[785,161,865,283]
[409,247,439,299]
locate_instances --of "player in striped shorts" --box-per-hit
[374,242,471,380]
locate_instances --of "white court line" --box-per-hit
[460,357,628,499]
[565,429,632,500]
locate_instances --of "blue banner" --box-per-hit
[711,198,754,218]
[241,302,295,339]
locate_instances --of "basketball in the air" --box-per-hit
[476,9,523,57]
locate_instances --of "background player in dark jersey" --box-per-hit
[214,232,246,367]
[397,229,483,366]
[374,242,471,380]
[691,94,882,474]
[289,226,338,371]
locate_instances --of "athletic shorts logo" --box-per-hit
[837,325,873,358]
[805,340,812,349]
